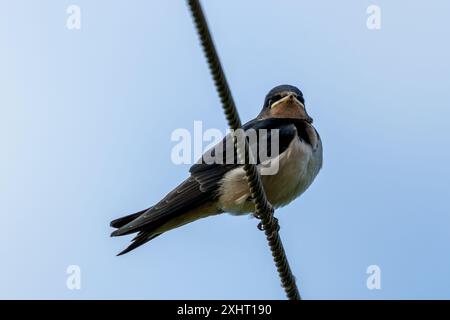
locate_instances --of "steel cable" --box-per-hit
[187,0,301,300]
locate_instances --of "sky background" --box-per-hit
[1,0,450,299]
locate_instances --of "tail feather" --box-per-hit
[111,207,165,255]
[116,231,161,256]
[110,208,150,229]
[111,176,217,255]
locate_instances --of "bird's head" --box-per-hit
[258,84,313,123]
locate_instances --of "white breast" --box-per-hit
[218,135,323,215]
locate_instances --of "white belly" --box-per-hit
[218,136,322,215]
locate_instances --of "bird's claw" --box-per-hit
[256,217,280,232]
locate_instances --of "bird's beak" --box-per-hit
[270,94,313,123]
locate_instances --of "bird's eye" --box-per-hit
[269,94,282,105]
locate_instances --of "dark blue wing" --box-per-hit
[111,118,298,241]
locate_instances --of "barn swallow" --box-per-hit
[111,84,323,255]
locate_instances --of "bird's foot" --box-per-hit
[256,217,280,232]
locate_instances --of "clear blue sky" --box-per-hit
[1,0,450,299]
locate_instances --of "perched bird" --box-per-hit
[111,84,323,255]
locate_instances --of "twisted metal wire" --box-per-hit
[186,0,301,300]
